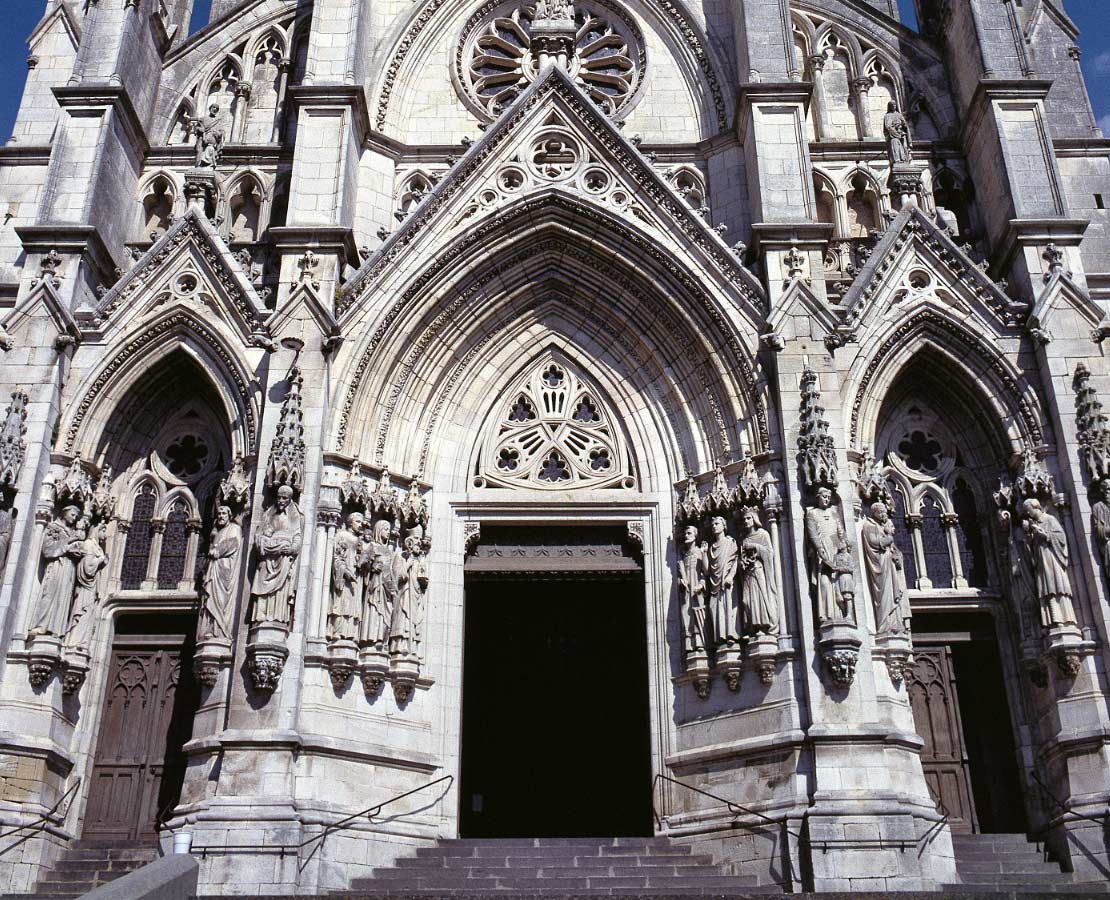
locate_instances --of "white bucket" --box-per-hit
[172,831,193,855]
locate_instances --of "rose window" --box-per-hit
[476,358,633,489]
[456,0,646,119]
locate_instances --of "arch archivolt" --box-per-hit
[62,311,259,460]
[846,307,1044,458]
[333,220,766,490]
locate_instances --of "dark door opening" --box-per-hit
[84,614,200,842]
[459,575,652,837]
[909,613,1027,834]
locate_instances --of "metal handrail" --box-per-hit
[296,774,454,871]
[651,773,802,838]
[0,777,81,855]
[1030,769,1110,828]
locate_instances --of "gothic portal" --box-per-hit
[1,0,1110,894]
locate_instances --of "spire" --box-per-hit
[0,391,28,492]
[1074,363,1110,483]
[797,367,838,489]
[265,366,306,492]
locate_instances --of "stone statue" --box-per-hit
[705,515,739,647]
[193,103,225,169]
[535,0,574,22]
[360,518,402,651]
[1020,498,1077,628]
[249,485,303,628]
[883,101,913,166]
[861,501,911,636]
[198,506,242,643]
[27,505,84,637]
[804,487,855,623]
[390,527,429,659]
[676,523,708,654]
[0,506,13,578]
[64,520,108,653]
[1091,480,1110,572]
[328,512,366,642]
[739,507,780,635]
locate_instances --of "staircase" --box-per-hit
[945,832,1110,894]
[341,837,784,895]
[19,839,159,899]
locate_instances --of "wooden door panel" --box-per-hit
[85,641,196,841]
[906,646,978,833]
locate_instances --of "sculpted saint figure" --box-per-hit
[705,515,739,647]
[391,528,429,659]
[249,485,303,628]
[861,501,910,636]
[328,512,366,642]
[361,518,403,651]
[676,524,709,654]
[64,520,108,653]
[1091,480,1110,573]
[27,505,84,637]
[805,487,855,622]
[0,506,13,578]
[883,101,913,166]
[198,506,242,642]
[1021,498,1077,628]
[739,508,780,635]
[193,103,225,169]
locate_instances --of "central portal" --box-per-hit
[459,526,652,838]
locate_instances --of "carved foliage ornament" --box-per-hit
[475,358,633,490]
[456,0,645,120]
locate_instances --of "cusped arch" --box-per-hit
[63,313,258,460]
[849,309,1043,459]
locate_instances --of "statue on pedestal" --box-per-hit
[328,512,366,642]
[861,501,910,636]
[676,523,708,653]
[27,505,84,637]
[705,515,739,648]
[64,520,108,653]
[390,526,429,659]
[883,101,913,166]
[1091,480,1110,572]
[192,103,225,169]
[361,518,402,651]
[249,485,303,628]
[1020,498,1077,628]
[805,487,855,623]
[198,506,242,642]
[739,507,779,635]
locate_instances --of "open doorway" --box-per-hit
[459,566,652,837]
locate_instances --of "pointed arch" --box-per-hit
[848,308,1043,458]
[63,311,258,459]
[223,170,268,242]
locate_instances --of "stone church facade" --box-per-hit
[1,0,1110,893]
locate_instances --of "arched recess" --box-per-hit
[849,310,1043,458]
[62,314,258,462]
[332,207,767,492]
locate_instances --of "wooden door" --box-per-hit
[84,641,196,841]
[905,646,979,833]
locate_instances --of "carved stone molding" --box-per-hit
[247,646,287,693]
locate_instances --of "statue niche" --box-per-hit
[325,464,430,703]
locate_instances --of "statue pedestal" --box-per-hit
[873,632,913,685]
[1044,622,1084,679]
[391,653,420,703]
[818,620,862,688]
[359,645,389,696]
[717,644,743,692]
[184,168,220,216]
[747,632,779,685]
[326,639,357,690]
[888,164,925,210]
[193,637,233,688]
[62,648,90,695]
[25,635,62,688]
[245,622,289,693]
[684,648,710,699]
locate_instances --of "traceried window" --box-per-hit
[475,358,634,490]
[878,402,991,592]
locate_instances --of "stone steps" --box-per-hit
[943,832,1110,894]
[346,837,783,895]
[13,838,159,899]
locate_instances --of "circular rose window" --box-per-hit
[455,0,646,120]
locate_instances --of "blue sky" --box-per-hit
[0,0,1106,138]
